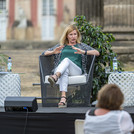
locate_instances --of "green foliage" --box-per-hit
[0,53,8,66]
[68,15,123,105]
[74,15,123,101]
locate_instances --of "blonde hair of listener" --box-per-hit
[84,84,134,134]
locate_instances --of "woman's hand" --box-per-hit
[45,45,64,56]
[72,46,85,54]
[72,46,100,56]
[53,45,64,54]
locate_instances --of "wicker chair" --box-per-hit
[39,55,96,107]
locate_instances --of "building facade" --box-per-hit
[1,0,134,42]
[0,0,76,41]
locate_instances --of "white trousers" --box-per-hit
[54,58,82,92]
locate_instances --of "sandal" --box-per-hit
[48,74,59,87]
[58,96,67,108]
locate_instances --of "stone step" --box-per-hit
[0,41,58,50]
[111,41,134,46]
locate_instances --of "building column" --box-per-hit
[57,0,63,25]
[31,0,38,27]
[8,0,15,27]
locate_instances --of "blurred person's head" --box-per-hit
[60,24,81,45]
[96,84,124,110]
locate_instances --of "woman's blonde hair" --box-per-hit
[96,84,124,110]
[60,24,81,45]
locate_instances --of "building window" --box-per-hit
[42,0,54,15]
[0,0,6,10]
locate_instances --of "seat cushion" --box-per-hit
[45,74,87,85]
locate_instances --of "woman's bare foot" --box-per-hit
[58,96,67,108]
[48,74,58,87]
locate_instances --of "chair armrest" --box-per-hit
[86,55,96,82]
[39,55,54,84]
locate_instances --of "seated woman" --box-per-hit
[84,84,134,134]
[42,24,99,108]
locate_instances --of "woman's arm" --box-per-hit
[42,45,64,56]
[72,46,100,56]
[86,50,100,56]
[44,50,55,56]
